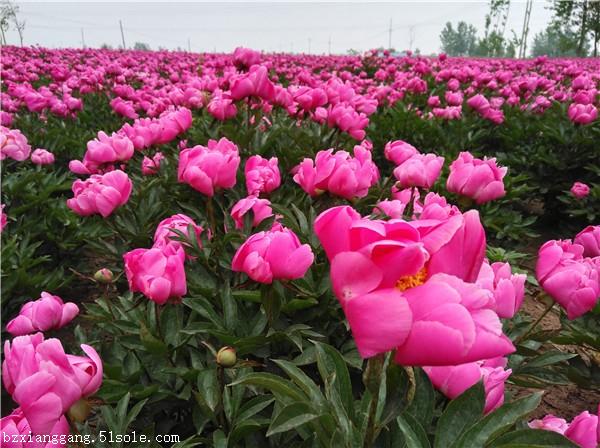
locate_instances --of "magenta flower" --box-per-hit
[574,225,600,257]
[447,152,507,204]
[476,260,525,318]
[571,182,590,199]
[231,223,314,284]
[6,292,79,336]
[568,103,598,125]
[245,155,281,196]
[123,242,187,305]
[231,196,273,230]
[0,126,31,161]
[2,334,102,435]
[0,408,70,448]
[178,138,240,197]
[384,140,419,166]
[141,152,164,175]
[66,170,133,218]
[31,148,55,165]
[536,239,599,319]
[393,153,444,190]
[153,214,205,252]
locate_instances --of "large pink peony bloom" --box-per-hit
[230,65,275,102]
[178,138,240,197]
[384,140,419,166]
[66,170,132,218]
[314,206,514,364]
[529,415,570,435]
[0,408,70,447]
[2,334,102,435]
[393,153,444,189]
[446,152,507,204]
[153,214,205,252]
[245,155,281,195]
[564,411,598,448]
[536,239,600,319]
[0,126,31,161]
[123,242,187,305]
[69,131,134,175]
[6,292,79,336]
[424,357,511,414]
[476,260,525,318]
[31,148,55,165]
[231,223,314,284]
[574,225,600,257]
[293,146,379,200]
[568,103,598,125]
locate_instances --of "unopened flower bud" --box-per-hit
[94,268,114,283]
[67,398,91,423]
[216,346,237,367]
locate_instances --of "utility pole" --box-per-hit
[308,38,311,54]
[119,19,126,49]
[81,28,86,48]
[328,35,331,55]
[388,18,392,49]
[519,0,532,58]
[408,26,415,51]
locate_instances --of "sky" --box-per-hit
[4,1,555,55]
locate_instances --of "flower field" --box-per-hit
[1,45,599,447]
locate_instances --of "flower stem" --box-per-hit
[363,354,385,448]
[515,298,554,345]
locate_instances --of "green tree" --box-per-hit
[530,25,581,57]
[550,0,597,56]
[439,21,478,56]
[133,41,151,51]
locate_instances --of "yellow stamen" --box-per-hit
[396,267,427,291]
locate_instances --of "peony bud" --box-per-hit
[94,268,114,283]
[67,398,91,423]
[216,346,237,367]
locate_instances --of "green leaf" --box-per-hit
[212,429,228,448]
[434,382,485,448]
[405,367,435,425]
[235,395,275,423]
[313,341,354,420]
[272,359,326,409]
[196,369,220,413]
[488,429,579,447]
[139,322,167,355]
[266,402,319,437]
[229,372,307,403]
[453,392,543,448]
[397,413,432,448]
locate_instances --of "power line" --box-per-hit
[119,19,126,49]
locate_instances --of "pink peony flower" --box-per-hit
[571,182,590,199]
[231,223,314,284]
[393,153,444,189]
[536,239,599,319]
[66,170,132,218]
[293,146,379,200]
[231,196,273,230]
[476,260,525,318]
[0,408,70,448]
[6,292,79,336]
[564,411,599,448]
[529,415,570,435]
[384,140,419,166]
[245,155,281,195]
[314,206,513,364]
[574,225,600,257]
[30,148,55,165]
[178,138,240,197]
[424,357,511,414]
[141,152,164,175]
[0,126,32,161]
[447,152,507,204]
[123,242,187,305]
[2,334,102,435]
[153,214,205,252]
[568,103,598,125]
